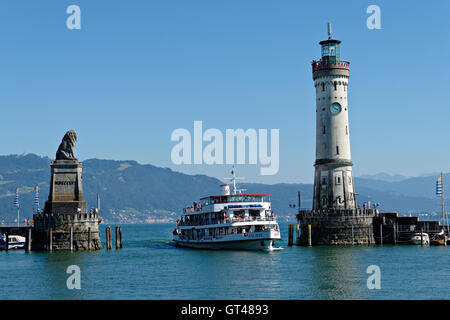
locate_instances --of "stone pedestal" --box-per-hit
[32,159,102,251]
[297,209,376,245]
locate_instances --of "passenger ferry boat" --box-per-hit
[172,169,281,250]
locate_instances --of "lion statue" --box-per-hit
[56,130,78,160]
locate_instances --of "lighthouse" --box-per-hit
[312,23,355,211]
[297,24,376,245]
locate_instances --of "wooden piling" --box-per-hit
[106,226,112,250]
[5,232,9,251]
[295,224,300,246]
[49,229,53,251]
[70,227,73,251]
[380,224,383,245]
[88,227,91,250]
[118,226,122,248]
[393,223,397,245]
[420,228,423,246]
[26,228,32,252]
[308,224,312,246]
[288,224,293,246]
[115,226,122,249]
[351,226,354,245]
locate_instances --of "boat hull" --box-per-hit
[0,241,25,250]
[409,234,429,245]
[174,238,280,250]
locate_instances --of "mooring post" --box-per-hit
[49,229,53,252]
[119,226,122,249]
[70,227,73,251]
[106,226,111,250]
[295,224,300,246]
[26,228,32,252]
[380,224,383,245]
[288,224,293,246]
[420,227,423,246]
[105,226,108,250]
[308,224,312,246]
[351,226,354,245]
[5,232,9,251]
[115,226,121,249]
[88,227,91,250]
[393,223,397,245]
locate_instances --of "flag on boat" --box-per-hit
[34,185,40,213]
[436,174,443,198]
[14,188,19,208]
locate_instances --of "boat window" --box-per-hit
[249,210,260,217]
[227,195,268,202]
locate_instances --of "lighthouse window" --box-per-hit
[322,83,325,91]
[334,82,337,91]
[323,126,326,134]
[346,126,348,135]
[336,146,339,155]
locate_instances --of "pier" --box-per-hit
[373,212,446,244]
[0,226,31,237]
[1,225,122,251]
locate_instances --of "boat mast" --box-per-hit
[225,166,245,195]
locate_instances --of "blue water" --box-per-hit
[1,222,449,299]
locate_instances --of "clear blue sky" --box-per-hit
[0,0,449,183]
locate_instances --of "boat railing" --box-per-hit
[176,215,277,226]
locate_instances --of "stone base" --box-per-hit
[32,213,103,251]
[297,209,376,245]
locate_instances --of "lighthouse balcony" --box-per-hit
[312,60,350,71]
[297,208,377,219]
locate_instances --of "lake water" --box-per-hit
[1,222,449,300]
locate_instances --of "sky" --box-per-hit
[0,0,449,184]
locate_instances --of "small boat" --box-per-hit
[409,232,429,245]
[0,234,26,250]
[430,232,448,246]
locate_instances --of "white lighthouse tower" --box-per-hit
[312,23,355,211]
[297,24,376,245]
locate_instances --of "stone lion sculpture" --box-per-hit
[56,130,78,160]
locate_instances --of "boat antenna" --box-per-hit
[224,166,246,195]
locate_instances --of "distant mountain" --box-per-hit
[358,173,408,182]
[0,154,447,224]
[0,154,221,224]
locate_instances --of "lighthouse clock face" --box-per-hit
[330,102,342,115]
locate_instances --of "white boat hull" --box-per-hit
[409,234,429,245]
[174,238,279,250]
[0,235,26,250]
[173,228,281,251]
